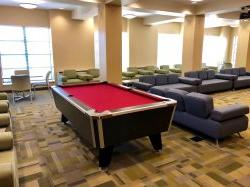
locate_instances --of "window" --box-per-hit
[0,25,54,84]
[231,35,238,67]
[202,35,227,67]
[157,33,182,67]
[122,32,129,71]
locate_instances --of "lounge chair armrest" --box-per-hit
[215,73,238,80]
[133,82,153,91]
[211,104,249,122]
[0,132,13,151]
[61,75,68,82]
[179,77,202,85]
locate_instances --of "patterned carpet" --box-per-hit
[10,89,250,187]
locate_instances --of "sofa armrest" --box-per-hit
[211,104,249,122]
[133,82,153,91]
[0,132,13,151]
[179,77,202,85]
[215,73,238,80]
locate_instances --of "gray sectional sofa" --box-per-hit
[164,89,249,145]
[133,74,201,96]
[220,67,250,89]
[184,70,236,93]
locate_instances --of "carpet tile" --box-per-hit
[9,90,250,187]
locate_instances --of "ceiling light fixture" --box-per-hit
[19,3,38,9]
[123,14,136,19]
[15,0,44,4]
[191,0,203,4]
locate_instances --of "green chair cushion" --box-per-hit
[122,72,136,78]
[0,163,13,187]
[0,102,9,113]
[127,67,139,74]
[0,114,10,127]
[0,132,13,151]
[63,70,78,79]
[144,66,158,72]
[78,74,93,81]
[160,65,169,70]
[138,69,154,75]
[0,93,8,100]
[87,69,99,78]
[65,79,85,84]
[155,69,169,74]
[170,68,182,74]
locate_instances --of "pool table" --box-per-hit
[52,82,176,167]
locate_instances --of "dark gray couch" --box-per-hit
[185,70,236,93]
[133,74,201,96]
[220,67,250,89]
[164,89,249,145]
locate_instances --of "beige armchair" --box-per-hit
[11,75,33,104]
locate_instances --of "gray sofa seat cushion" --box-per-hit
[178,77,201,85]
[155,75,168,86]
[164,89,188,112]
[234,76,250,88]
[149,86,168,96]
[211,104,249,122]
[184,92,214,118]
[199,79,232,93]
[139,75,156,85]
[174,112,248,139]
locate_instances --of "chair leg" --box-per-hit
[215,139,219,148]
[237,133,243,138]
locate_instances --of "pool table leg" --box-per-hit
[99,146,114,168]
[149,134,162,151]
[61,114,68,124]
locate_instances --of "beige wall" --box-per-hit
[49,10,95,73]
[205,27,221,36]
[0,6,95,90]
[128,18,181,67]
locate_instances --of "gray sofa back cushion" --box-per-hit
[232,68,240,75]
[239,67,246,76]
[185,71,198,78]
[139,75,156,85]
[184,92,214,119]
[207,70,215,79]
[198,71,208,80]
[167,74,180,84]
[165,89,188,112]
[155,75,168,86]
[220,69,232,74]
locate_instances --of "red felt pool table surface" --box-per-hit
[61,83,161,112]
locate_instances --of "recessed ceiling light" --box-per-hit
[59,8,64,10]
[191,0,203,3]
[19,3,38,9]
[15,0,44,4]
[123,14,136,19]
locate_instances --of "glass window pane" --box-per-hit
[1,55,27,69]
[25,27,50,42]
[27,42,51,54]
[28,55,52,68]
[2,69,15,81]
[29,67,53,80]
[157,33,182,67]
[0,26,23,41]
[0,41,25,54]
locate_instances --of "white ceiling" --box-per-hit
[0,0,81,10]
